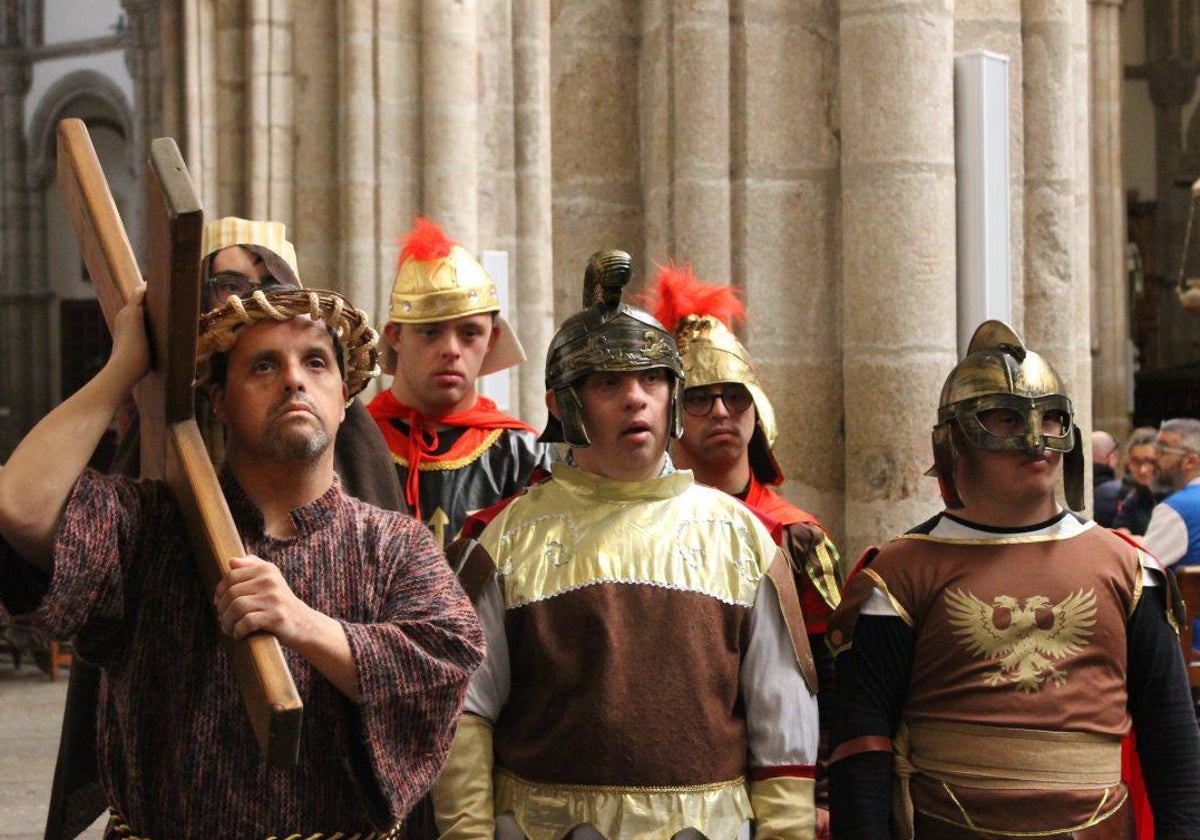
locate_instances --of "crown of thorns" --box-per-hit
[195,289,381,399]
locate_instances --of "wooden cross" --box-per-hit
[56,118,303,768]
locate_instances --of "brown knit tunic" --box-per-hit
[1,469,484,837]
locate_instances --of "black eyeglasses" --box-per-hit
[205,272,284,305]
[683,385,754,417]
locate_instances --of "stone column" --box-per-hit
[215,0,247,215]
[1091,0,1127,436]
[182,0,219,208]
[0,57,30,455]
[512,0,554,424]
[337,1,381,315]
[375,0,422,311]
[121,0,163,253]
[1022,0,1090,500]
[1021,0,1078,380]
[672,0,731,283]
[731,0,844,539]
[246,0,294,224]
[552,1,641,318]
[1071,0,1093,497]
[422,0,478,247]
[840,0,958,555]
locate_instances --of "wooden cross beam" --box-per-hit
[56,118,303,768]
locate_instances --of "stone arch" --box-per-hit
[27,69,133,189]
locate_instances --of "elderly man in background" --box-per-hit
[1142,418,1200,570]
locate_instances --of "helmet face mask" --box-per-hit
[948,393,1075,457]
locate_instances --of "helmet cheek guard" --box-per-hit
[929,424,964,509]
[552,385,591,448]
[1063,425,1085,511]
[669,374,684,440]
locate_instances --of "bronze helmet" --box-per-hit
[647,262,783,484]
[930,320,1083,510]
[542,250,685,447]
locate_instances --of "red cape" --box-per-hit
[366,390,536,516]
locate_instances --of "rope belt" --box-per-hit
[106,808,403,840]
[891,721,1123,840]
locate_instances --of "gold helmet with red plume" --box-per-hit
[648,263,783,485]
[387,217,524,375]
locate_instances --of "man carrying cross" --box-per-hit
[42,215,406,840]
[0,288,484,837]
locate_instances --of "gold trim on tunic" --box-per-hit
[861,567,915,627]
[494,769,752,840]
[388,429,505,471]
[898,532,1079,546]
[479,465,777,609]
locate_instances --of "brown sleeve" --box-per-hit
[765,548,819,694]
[446,536,497,603]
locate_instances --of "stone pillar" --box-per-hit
[373,0,421,320]
[1091,0,1127,436]
[512,0,554,424]
[246,0,294,224]
[1022,0,1089,499]
[840,0,958,555]
[182,0,219,209]
[0,57,30,454]
[121,0,163,253]
[214,0,247,215]
[1021,0,1078,379]
[672,0,731,283]
[338,1,381,315]
[422,0,478,248]
[1071,0,1093,497]
[731,0,844,539]
[552,1,641,318]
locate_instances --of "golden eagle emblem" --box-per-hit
[944,588,1097,693]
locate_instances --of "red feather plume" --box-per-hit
[648,261,745,334]
[398,217,455,267]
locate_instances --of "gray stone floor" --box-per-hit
[0,656,104,840]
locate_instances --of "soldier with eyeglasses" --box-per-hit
[647,262,845,837]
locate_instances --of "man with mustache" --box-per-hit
[40,216,405,840]
[648,263,844,838]
[431,251,820,839]
[827,322,1200,839]
[368,218,551,548]
[0,287,483,837]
